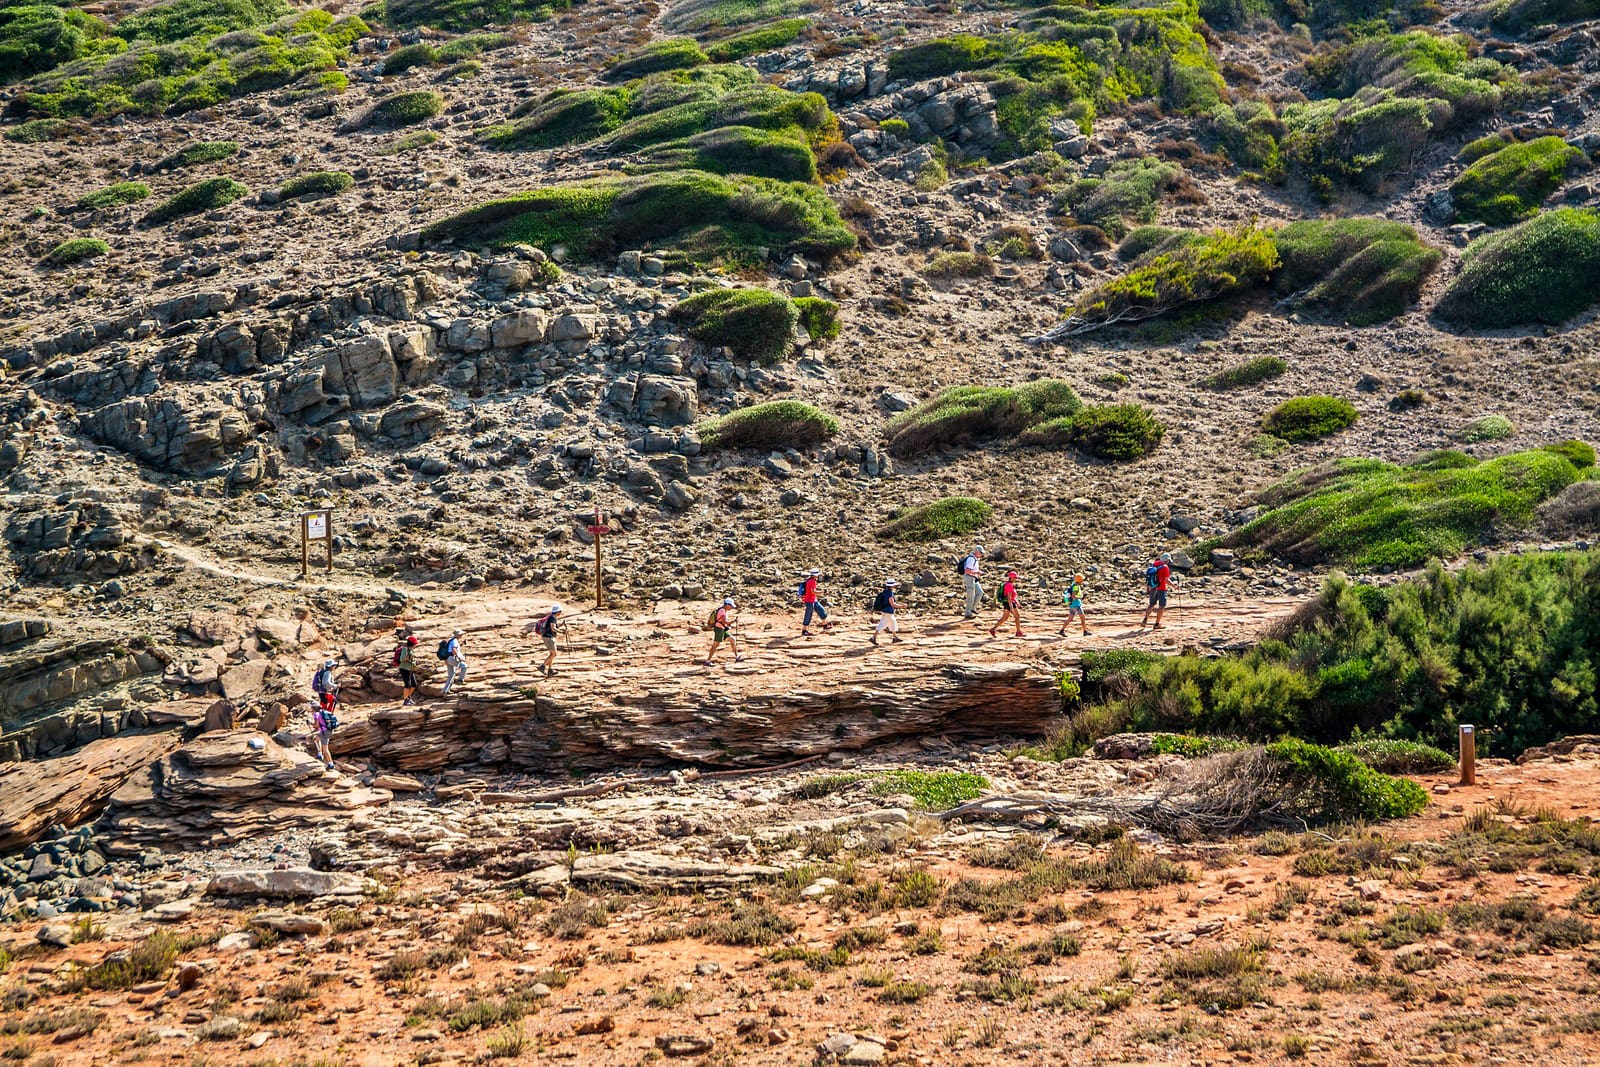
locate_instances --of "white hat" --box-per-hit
[808,567,821,575]
[1159,553,1172,562]
[973,545,986,554]
[549,605,563,614]
[323,659,336,668]
[885,579,898,587]
[452,628,464,636]
[723,597,736,606]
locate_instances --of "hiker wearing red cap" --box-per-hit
[393,633,421,705]
[990,569,1024,638]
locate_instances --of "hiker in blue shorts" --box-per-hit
[1141,554,1171,629]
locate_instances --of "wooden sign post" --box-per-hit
[586,504,608,610]
[300,508,333,579]
[1458,723,1476,786]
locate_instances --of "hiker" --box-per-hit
[309,659,338,770]
[961,545,986,619]
[534,606,563,676]
[311,658,338,713]
[704,597,745,666]
[394,634,420,705]
[311,697,337,771]
[871,579,901,645]
[799,568,831,636]
[1141,553,1172,629]
[991,570,1023,638]
[440,628,467,694]
[1058,573,1091,637]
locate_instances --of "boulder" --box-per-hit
[209,868,371,899]
[323,336,398,409]
[0,733,181,851]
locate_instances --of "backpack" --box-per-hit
[1146,564,1161,590]
[872,590,892,613]
[996,585,1009,606]
[706,610,720,631]
[536,615,555,638]
[391,646,403,667]
[437,639,453,660]
[312,668,332,694]
[957,555,976,578]
[316,709,339,732]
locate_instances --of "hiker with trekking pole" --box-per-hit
[704,597,746,666]
[1140,553,1173,630]
[534,605,564,676]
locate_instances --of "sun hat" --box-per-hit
[808,567,821,575]
[323,659,336,668]
[549,605,563,614]
[452,628,464,636]
[724,597,736,606]
[886,579,899,587]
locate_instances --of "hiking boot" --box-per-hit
[703,660,715,667]
[988,628,998,637]
[324,762,335,771]
[870,635,879,645]
[801,629,814,637]
[734,655,745,662]
[891,635,902,643]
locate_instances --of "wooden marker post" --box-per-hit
[300,508,333,579]
[586,504,608,610]
[1459,723,1476,786]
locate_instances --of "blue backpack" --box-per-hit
[1146,564,1161,590]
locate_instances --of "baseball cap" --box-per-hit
[406,635,418,645]
[1074,572,1085,581]
[973,545,986,554]
[323,659,336,668]
[1007,570,1018,578]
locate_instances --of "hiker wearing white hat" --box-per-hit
[798,567,832,636]
[441,628,468,694]
[870,579,901,646]
[704,597,745,667]
[535,607,563,677]
[960,546,986,619]
[310,659,339,770]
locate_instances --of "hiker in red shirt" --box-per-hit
[990,570,1024,638]
[799,568,831,636]
[1141,553,1172,629]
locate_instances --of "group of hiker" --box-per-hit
[305,551,1178,757]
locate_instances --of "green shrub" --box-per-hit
[1544,439,1596,468]
[112,0,290,43]
[363,89,442,128]
[698,399,838,450]
[1272,218,1440,325]
[1458,414,1514,442]
[387,129,439,153]
[1483,0,1600,33]
[924,251,994,278]
[0,4,120,84]
[75,181,149,210]
[1072,226,1279,327]
[1058,159,1185,241]
[1266,738,1429,820]
[885,380,1081,457]
[672,287,798,363]
[153,140,239,171]
[381,41,438,74]
[869,770,988,809]
[1201,356,1286,390]
[3,116,70,141]
[704,18,808,61]
[142,176,247,224]
[1450,137,1584,226]
[885,33,993,81]
[1436,209,1600,329]
[277,170,353,200]
[661,0,816,33]
[1261,395,1357,443]
[1207,99,1285,179]
[1336,738,1455,774]
[606,37,706,81]
[44,236,107,264]
[1221,446,1589,566]
[875,496,994,542]
[633,125,816,182]
[483,86,631,149]
[793,296,838,341]
[1020,404,1165,460]
[423,171,855,268]
[378,0,573,31]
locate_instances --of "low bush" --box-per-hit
[142,177,247,225]
[605,37,706,80]
[422,170,855,268]
[1482,0,1600,34]
[1057,159,1186,241]
[0,4,120,83]
[153,140,239,171]
[1436,208,1600,329]
[1201,355,1285,390]
[1336,738,1455,774]
[924,250,994,278]
[277,170,353,200]
[869,770,988,808]
[1267,739,1430,819]
[1272,218,1441,325]
[1220,445,1589,566]
[1072,226,1278,328]
[1539,481,1600,536]
[4,116,70,141]
[875,496,994,542]
[1261,396,1357,442]
[1020,403,1165,460]
[1458,414,1514,442]
[361,89,442,128]
[381,41,438,74]
[1450,137,1585,226]
[377,0,574,31]
[793,296,838,341]
[75,181,149,210]
[884,380,1080,457]
[703,18,808,61]
[1056,551,1600,758]
[112,0,289,43]
[698,399,838,450]
[671,286,798,363]
[1544,439,1596,468]
[45,236,107,264]
[661,0,816,33]
[633,125,816,183]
